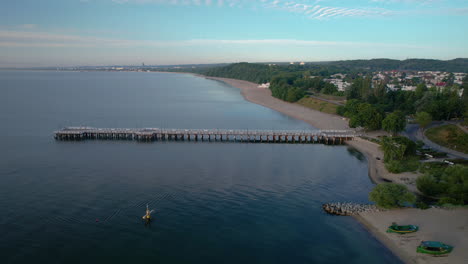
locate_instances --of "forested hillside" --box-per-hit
[315,58,468,72]
[202,62,276,83]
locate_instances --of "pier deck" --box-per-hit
[54,127,356,144]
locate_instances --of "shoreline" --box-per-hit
[197,75,467,264]
[203,76,405,185]
[204,76,424,191]
[355,208,468,264]
[353,214,414,264]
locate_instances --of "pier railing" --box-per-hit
[54,127,356,144]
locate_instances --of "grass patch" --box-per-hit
[425,124,468,154]
[296,97,338,115]
[385,157,420,173]
[419,162,449,174]
[315,93,346,102]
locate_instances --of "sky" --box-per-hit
[0,0,467,67]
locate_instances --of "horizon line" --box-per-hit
[1,57,468,69]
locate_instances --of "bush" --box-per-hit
[415,200,430,210]
[415,111,432,128]
[438,197,457,206]
[417,165,468,205]
[416,174,445,196]
[369,183,416,209]
[336,105,345,116]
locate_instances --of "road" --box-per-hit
[403,122,468,160]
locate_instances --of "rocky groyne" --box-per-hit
[322,203,383,216]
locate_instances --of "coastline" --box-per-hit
[203,76,396,185]
[204,76,424,190]
[199,75,468,264]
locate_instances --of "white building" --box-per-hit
[402,85,416,91]
[387,84,398,91]
[325,78,351,91]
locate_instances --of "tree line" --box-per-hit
[337,75,468,132]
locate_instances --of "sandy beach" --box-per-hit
[356,208,468,264]
[207,77,349,130]
[204,76,468,264]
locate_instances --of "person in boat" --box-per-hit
[142,204,153,223]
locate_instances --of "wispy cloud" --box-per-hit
[0,29,424,49]
[258,0,395,20]
[100,0,468,20]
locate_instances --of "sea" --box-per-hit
[0,71,401,263]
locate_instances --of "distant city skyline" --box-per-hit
[1,0,467,67]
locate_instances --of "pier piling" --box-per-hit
[54,127,356,145]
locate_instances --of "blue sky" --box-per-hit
[0,0,467,66]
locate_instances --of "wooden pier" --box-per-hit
[54,127,356,144]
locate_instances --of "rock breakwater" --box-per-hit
[322,203,383,216]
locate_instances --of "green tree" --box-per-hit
[416,174,445,197]
[373,81,387,99]
[415,83,428,99]
[381,136,416,162]
[382,111,406,135]
[462,76,468,113]
[415,111,432,129]
[348,103,383,131]
[285,87,305,102]
[347,77,364,100]
[443,165,468,204]
[321,82,338,95]
[339,99,361,118]
[463,111,468,126]
[381,137,407,162]
[369,183,416,208]
[417,165,468,205]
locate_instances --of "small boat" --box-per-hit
[386,223,419,234]
[417,241,453,255]
[142,204,154,222]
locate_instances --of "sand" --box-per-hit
[356,208,468,264]
[203,76,468,264]
[206,77,349,130]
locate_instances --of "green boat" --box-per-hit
[417,241,454,255]
[386,223,419,234]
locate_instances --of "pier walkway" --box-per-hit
[54,127,356,144]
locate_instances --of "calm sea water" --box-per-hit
[0,71,401,264]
